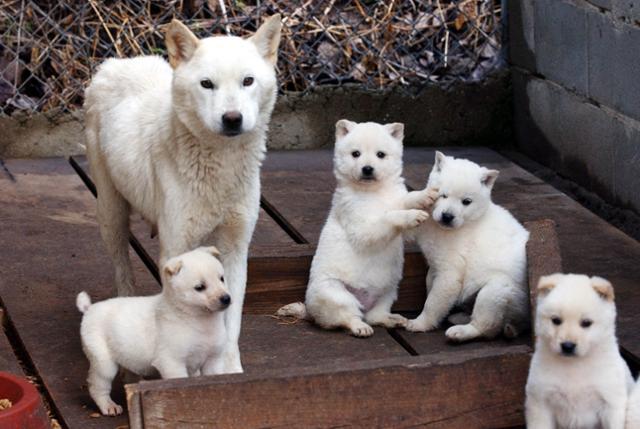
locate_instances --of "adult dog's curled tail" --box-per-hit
[76,291,92,314]
[276,302,309,320]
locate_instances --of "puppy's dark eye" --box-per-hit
[462,198,472,206]
[220,275,224,282]
[200,79,214,89]
[442,194,448,199]
[551,316,562,325]
[376,151,386,159]
[194,283,206,292]
[243,76,254,87]
[352,151,361,158]
[580,319,593,328]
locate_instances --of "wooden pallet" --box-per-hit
[0,148,639,428]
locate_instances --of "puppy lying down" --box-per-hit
[278,120,436,337]
[77,247,230,415]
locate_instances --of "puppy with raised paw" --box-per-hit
[526,274,633,429]
[278,120,436,337]
[77,247,230,416]
[406,152,530,342]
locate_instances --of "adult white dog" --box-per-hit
[278,120,435,337]
[526,273,633,429]
[83,15,282,373]
[406,152,530,342]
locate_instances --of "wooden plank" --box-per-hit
[0,309,23,376]
[127,346,530,429]
[0,158,157,429]
[524,220,563,315]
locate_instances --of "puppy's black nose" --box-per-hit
[362,165,374,176]
[222,111,243,134]
[561,341,576,355]
[441,212,455,225]
[219,294,231,308]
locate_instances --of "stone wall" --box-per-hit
[509,0,640,213]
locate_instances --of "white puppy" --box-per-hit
[526,273,633,429]
[406,152,530,341]
[627,380,640,428]
[278,120,436,337]
[83,16,282,373]
[77,247,230,416]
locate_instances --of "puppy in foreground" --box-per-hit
[84,15,282,373]
[627,380,640,428]
[77,247,230,416]
[526,274,633,429]
[278,120,437,337]
[406,152,530,341]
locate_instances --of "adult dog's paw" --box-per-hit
[349,320,374,337]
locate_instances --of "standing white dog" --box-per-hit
[77,247,230,416]
[526,273,633,429]
[83,15,282,373]
[406,152,530,341]
[278,120,436,337]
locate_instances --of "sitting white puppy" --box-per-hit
[526,273,633,429]
[77,247,230,416]
[278,120,436,337]
[406,152,530,341]
[627,380,640,429]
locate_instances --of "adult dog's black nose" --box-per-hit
[219,294,231,308]
[362,165,374,176]
[561,341,576,355]
[441,212,455,225]
[222,111,243,135]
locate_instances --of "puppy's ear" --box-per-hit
[335,119,356,139]
[591,276,615,302]
[250,14,282,66]
[384,123,404,141]
[200,246,221,258]
[481,168,500,188]
[434,151,446,172]
[537,273,564,296]
[163,258,183,278]
[165,20,199,68]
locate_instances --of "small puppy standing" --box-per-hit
[407,152,530,341]
[526,274,633,429]
[278,120,436,337]
[77,247,230,416]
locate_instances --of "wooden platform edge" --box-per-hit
[525,219,563,325]
[126,345,531,429]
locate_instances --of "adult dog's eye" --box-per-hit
[243,76,254,87]
[194,283,206,292]
[220,275,224,282]
[580,319,593,328]
[462,198,472,206]
[551,316,562,325]
[352,151,361,158]
[200,79,214,89]
[376,151,386,159]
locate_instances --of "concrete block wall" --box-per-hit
[509,0,640,213]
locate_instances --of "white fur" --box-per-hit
[77,247,230,416]
[526,273,633,429]
[83,16,282,373]
[627,380,640,428]
[406,152,530,341]
[278,120,436,337]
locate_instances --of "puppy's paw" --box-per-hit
[405,318,438,332]
[445,324,480,342]
[349,320,374,337]
[385,313,408,328]
[99,399,123,416]
[415,187,440,210]
[404,209,430,229]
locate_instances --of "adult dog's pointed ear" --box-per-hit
[335,119,356,139]
[385,123,404,141]
[163,257,183,278]
[591,276,615,302]
[250,14,282,65]
[537,273,564,296]
[481,168,500,189]
[165,20,199,68]
[434,151,446,172]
